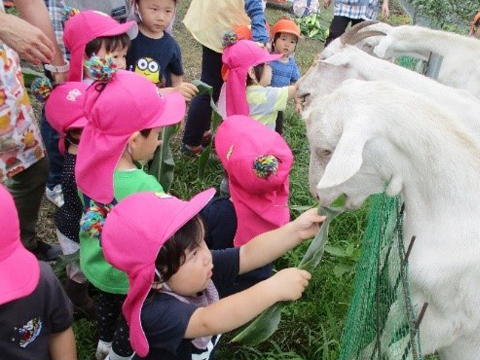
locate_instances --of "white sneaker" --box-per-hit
[45,184,64,208]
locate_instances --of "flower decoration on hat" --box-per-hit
[61,6,80,23]
[222,30,238,49]
[31,77,53,102]
[80,202,115,241]
[84,53,118,82]
[253,155,279,179]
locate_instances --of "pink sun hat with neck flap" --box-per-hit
[222,40,282,117]
[75,70,186,204]
[64,10,138,81]
[102,188,216,357]
[215,115,293,247]
[0,184,40,305]
[45,82,89,154]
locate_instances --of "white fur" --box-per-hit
[298,45,480,137]
[305,79,480,359]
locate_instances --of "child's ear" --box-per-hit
[127,131,141,150]
[247,67,257,82]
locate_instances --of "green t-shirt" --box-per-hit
[246,85,289,130]
[79,169,164,294]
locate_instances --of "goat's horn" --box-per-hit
[344,30,386,46]
[340,20,379,45]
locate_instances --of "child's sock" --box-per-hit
[95,340,112,360]
[105,351,134,360]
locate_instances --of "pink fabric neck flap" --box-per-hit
[215,115,293,246]
[222,40,282,117]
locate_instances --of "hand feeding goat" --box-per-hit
[325,21,480,98]
[304,78,480,359]
[298,44,480,137]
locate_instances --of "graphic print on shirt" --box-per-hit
[134,57,162,85]
[15,318,43,348]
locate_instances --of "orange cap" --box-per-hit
[271,17,301,38]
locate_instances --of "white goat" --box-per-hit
[298,45,480,136]
[305,78,480,359]
[325,22,480,98]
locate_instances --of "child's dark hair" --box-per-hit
[139,128,152,138]
[247,63,266,85]
[271,32,298,53]
[85,33,131,57]
[155,215,205,282]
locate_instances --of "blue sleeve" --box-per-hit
[211,248,240,298]
[169,38,184,76]
[244,0,270,44]
[291,60,301,83]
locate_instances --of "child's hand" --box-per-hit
[291,208,326,241]
[174,82,199,102]
[295,97,303,115]
[268,268,311,301]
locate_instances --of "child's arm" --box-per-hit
[170,74,199,102]
[239,208,325,274]
[287,83,299,101]
[49,327,77,360]
[185,267,311,338]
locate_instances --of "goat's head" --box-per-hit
[305,81,404,209]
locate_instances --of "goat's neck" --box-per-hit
[394,26,478,57]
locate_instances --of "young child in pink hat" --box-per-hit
[0,184,76,360]
[221,39,299,130]
[101,190,325,359]
[75,69,186,360]
[32,79,96,318]
[201,114,293,294]
[63,10,138,82]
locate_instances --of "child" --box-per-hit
[126,0,197,191]
[270,17,302,134]
[202,114,293,294]
[63,9,138,82]
[126,0,197,100]
[75,69,186,360]
[0,184,76,360]
[222,39,298,131]
[38,81,97,318]
[101,190,325,359]
[469,11,480,38]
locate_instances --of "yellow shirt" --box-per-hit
[183,0,250,53]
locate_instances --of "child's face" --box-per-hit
[96,44,129,70]
[166,229,213,296]
[274,32,298,58]
[258,63,272,87]
[133,127,163,162]
[137,0,175,37]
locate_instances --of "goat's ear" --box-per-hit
[373,36,393,58]
[322,53,350,67]
[318,126,368,190]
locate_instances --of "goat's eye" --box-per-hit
[317,148,332,157]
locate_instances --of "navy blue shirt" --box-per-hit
[133,248,240,360]
[127,31,183,87]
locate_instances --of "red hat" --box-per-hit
[222,40,282,116]
[215,115,293,246]
[45,82,89,154]
[0,184,40,305]
[102,189,216,356]
[63,10,138,81]
[75,71,186,204]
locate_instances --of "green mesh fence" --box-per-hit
[338,194,423,360]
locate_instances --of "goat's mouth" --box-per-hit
[298,92,311,107]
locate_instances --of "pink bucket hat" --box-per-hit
[0,184,40,305]
[75,70,186,204]
[63,10,138,81]
[102,188,216,357]
[45,82,89,154]
[215,115,293,246]
[222,40,282,117]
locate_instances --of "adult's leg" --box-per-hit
[5,157,49,250]
[324,16,362,47]
[182,46,223,147]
